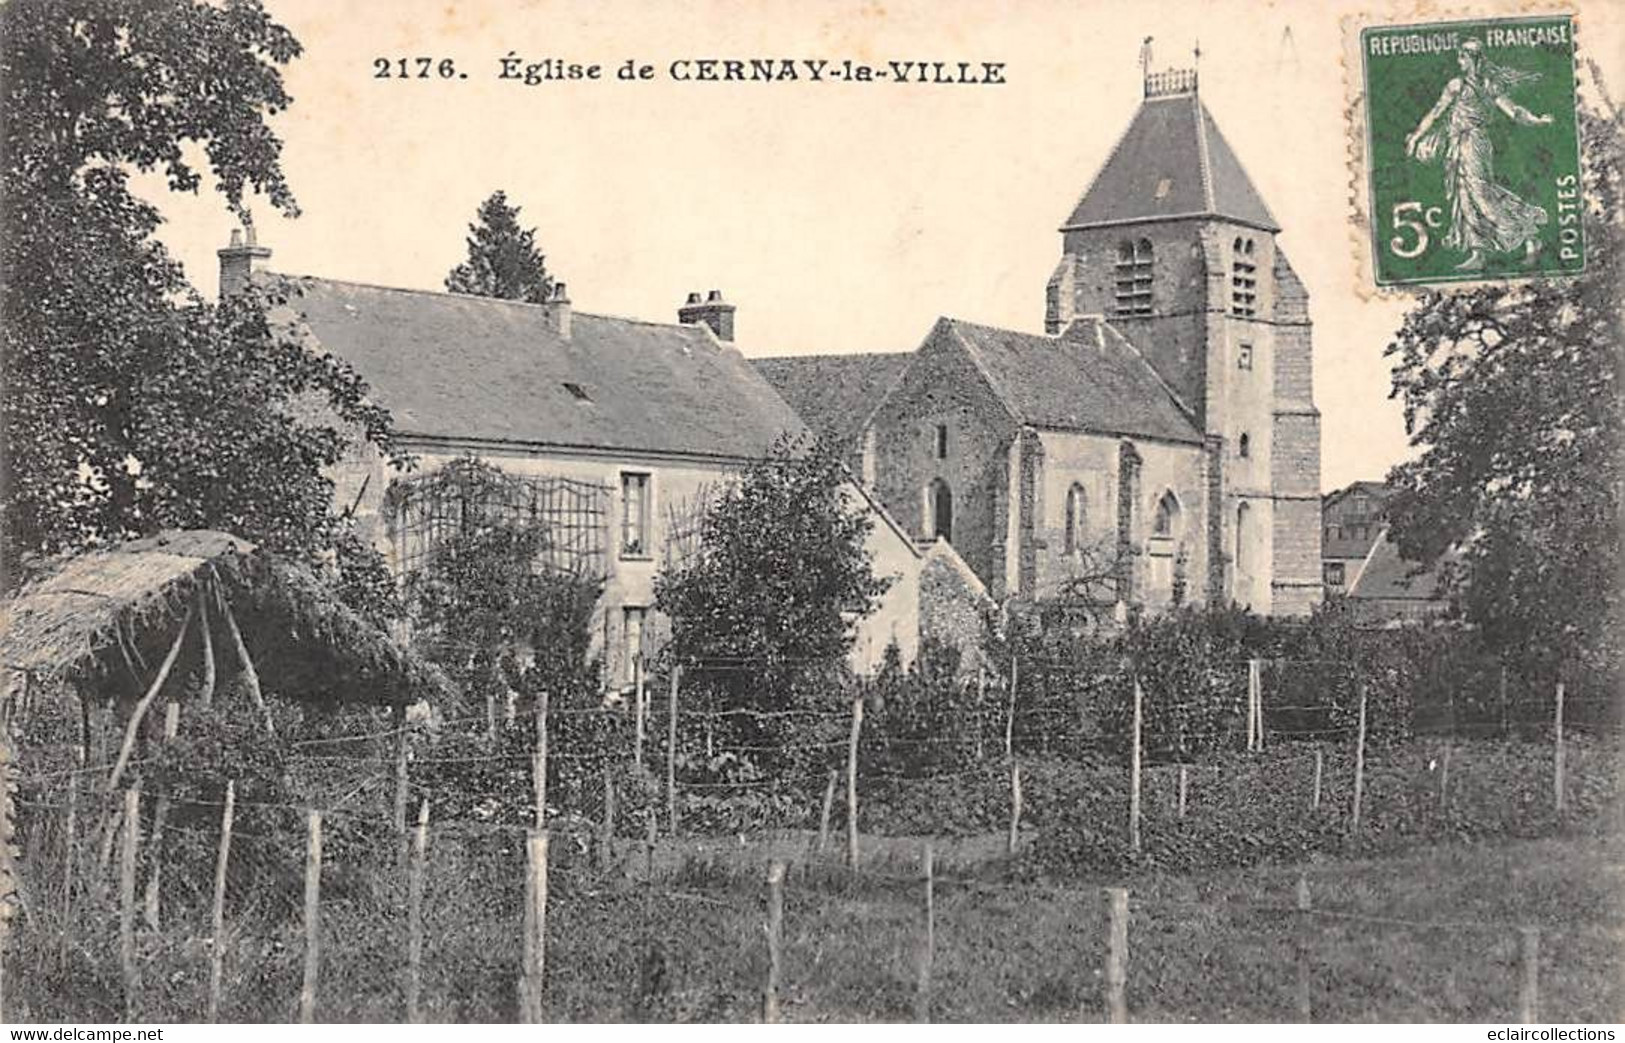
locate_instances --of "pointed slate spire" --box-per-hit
[1061,71,1279,233]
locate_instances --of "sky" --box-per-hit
[139,0,1625,492]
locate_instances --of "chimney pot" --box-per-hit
[553,282,569,301]
[228,228,243,248]
[677,288,736,342]
[707,289,723,302]
[685,292,702,305]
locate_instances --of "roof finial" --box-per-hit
[1140,36,1154,74]
[1193,39,1201,68]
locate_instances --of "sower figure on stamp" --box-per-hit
[1405,38,1555,271]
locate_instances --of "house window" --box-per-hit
[1324,562,1346,588]
[1231,237,1258,317]
[621,472,650,557]
[1238,433,1251,459]
[1113,238,1154,317]
[935,424,948,460]
[623,606,646,684]
[1063,483,1087,555]
[925,478,953,543]
[1237,342,1253,371]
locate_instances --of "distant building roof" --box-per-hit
[1062,90,1278,232]
[753,353,912,447]
[1323,480,1391,560]
[1348,530,1450,605]
[272,275,806,460]
[945,316,1203,444]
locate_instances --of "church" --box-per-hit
[756,67,1323,615]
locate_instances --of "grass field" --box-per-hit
[531,831,1624,1023]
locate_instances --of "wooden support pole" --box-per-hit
[1553,681,1566,815]
[1245,661,1257,753]
[108,602,194,793]
[406,799,428,1024]
[534,691,548,831]
[1007,761,1023,856]
[846,696,863,871]
[120,786,140,1021]
[206,781,235,1023]
[817,769,836,855]
[1294,872,1313,1021]
[763,860,785,1024]
[666,668,679,835]
[633,656,646,774]
[217,588,273,737]
[1351,684,1368,833]
[142,701,180,930]
[1518,926,1540,1023]
[1312,747,1324,812]
[1177,764,1188,819]
[198,593,216,707]
[521,830,549,1023]
[299,809,322,1024]
[1104,887,1129,1024]
[1129,679,1143,856]
[393,723,410,841]
[915,843,935,1023]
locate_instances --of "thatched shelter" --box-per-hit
[0,529,451,710]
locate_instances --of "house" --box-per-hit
[1321,480,1389,594]
[1345,528,1454,624]
[217,233,928,679]
[756,67,1323,615]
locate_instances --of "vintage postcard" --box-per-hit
[2,0,1621,1029]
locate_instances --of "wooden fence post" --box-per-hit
[1177,764,1188,820]
[120,786,140,1021]
[915,842,935,1022]
[975,667,986,761]
[206,780,234,1023]
[1518,925,1540,1023]
[406,799,429,1023]
[534,692,548,831]
[1129,679,1143,856]
[1249,659,1265,751]
[846,695,863,871]
[1005,653,1018,761]
[1007,761,1023,856]
[393,722,410,841]
[1439,744,1452,811]
[1245,661,1257,753]
[1104,887,1129,1024]
[60,765,79,962]
[763,860,785,1023]
[817,770,836,855]
[525,830,550,1023]
[1312,747,1324,812]
[299,809,322,1024]
[1553,681,1566,815]
[1294,872,1312,1021]
[599,768,616,871]
[666,667,679,835]
[143,702,180,930]
[644,810,657,889]
[1351,684,1368,833]
[633,655,646,774]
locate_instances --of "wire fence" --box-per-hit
[6,652,1620,1022]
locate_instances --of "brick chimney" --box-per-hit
[217,226,271,299]
[548,281,572,339]
[678,289,735,342]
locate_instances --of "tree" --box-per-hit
[444,191,555,303]
[656,436,893,680]
[0,0,404,614]
[1382,82,1622,678]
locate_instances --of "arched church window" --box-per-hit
[1231,236,1258,317]
[1238,433,1251,458]
[925,478,953,543]
[1113,238,1154,318]
[1063,483,1087,554]
[1235,501,1251,574]
[1152,490,1181,538]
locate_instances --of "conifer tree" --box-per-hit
[444,191,554,303]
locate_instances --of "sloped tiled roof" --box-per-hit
[1063,92,1278,232]
[272,276,806,460]
[752,353,912,447]
[1348,531,1450,603]
[944,317,1202,444]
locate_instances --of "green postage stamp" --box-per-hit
[1360,15,1583,286]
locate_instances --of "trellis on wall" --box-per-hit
[384,459,611,579]
[661,482,721,573]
